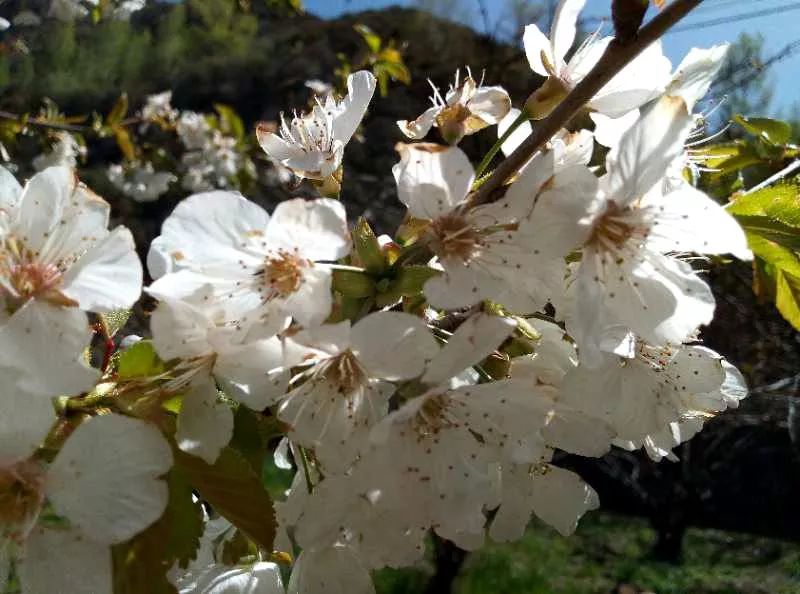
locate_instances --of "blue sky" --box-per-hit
[303,0,800,115]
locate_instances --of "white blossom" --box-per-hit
[32,131,84,171]
[257,71,376,181]
[108,161,176,202]
[2,414,171,594]
[398,69,511,144]
[278,311,439,473]
[523,0,671,118]
[392,143,565,312]
[148,191,350,338]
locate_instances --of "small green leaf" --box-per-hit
[728,184,800,226]
[332,269,376,298]
[214,103,245,142]
[776,268,800,330]
[107,93,129,126]
[734,114,792,146]
[394,265,439,296]
[735,215,800,251]
[354,24,382,54]
[176,447,276,552]
[117,341,166,379]
[353,217,386,274]
[230,407,283,476]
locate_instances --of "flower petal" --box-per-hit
[605,95,693,206]
[331,70,377,145]
[177,380,234,464]
[551,0,586,66]
[467,86,511,125]
[397,106,439,140]
[20,526,111,594]
[667,44,729,111]
[46,414,172,544]
[0,301,97,397]
[265,198,350,261]
[393,143,474,220]
[523,24,555,77]
[256,128,306,162]
[287,546,375,594]
[215,337,288,410]
[62,226,142,312]
[422,313,515,386]
[0,390,55,466]
[351,311,440,381]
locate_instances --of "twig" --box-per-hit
[743,159,800,195]
[0,110,88,133]
[468,0,704,207]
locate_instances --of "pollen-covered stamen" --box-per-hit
[411,393,461,439]
[429,212,483,263]
[0,460,45,542]
[586,202,648,253]
[319,350,367,394]
[0,237,77,312]
[260,249,310,299]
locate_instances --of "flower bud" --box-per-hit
[524,76,569,120]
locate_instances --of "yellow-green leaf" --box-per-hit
[332,269,376,298]
[353,217,386,274]
[734,114,792,146]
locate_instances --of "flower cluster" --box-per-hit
[0,1,752,593]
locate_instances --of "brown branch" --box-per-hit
[0,110,89,133]
[469,0,704,206]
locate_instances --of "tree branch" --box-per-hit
[469,0,703,206]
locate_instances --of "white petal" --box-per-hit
[667,44,729,111]
[498,108,532,157]
[423,261,491,310]
[150,296,213,360]
[0,390,55,466]
[551,0,586,65]
[0,301,97,398]
[646,184,751,260]
[529,465,598,536]
[0,164,22,214]
[522,163,601,258]
[589,109,638,148]
[177,380,234,464]
[397,106,439,140]
[467,86,511,125]
[287,547,375,594]
[331,70,377,145]
[256,129,306,162]
[265,198,350,261]
[190,562,285,594]
[351,311,439,381]
[422,313,515,386]
[215,337,288,410]
[588,40,672,117]
[46,414,172,544]
[15,167,76,252]
[282,265,334,328]
[393,143,473,220]
[62,226,142,312]
[523,24,555,77]
[20,526,111,594]
[606,95,693,206]
[150,191,269,275]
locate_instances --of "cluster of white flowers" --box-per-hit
[0,1,753,593]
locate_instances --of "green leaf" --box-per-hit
[353,217,386,274]
[107,93,128,126]
[734,114,792,146]
[354,24,382,54]
[117,340,166,379]
[728,184,800,226]
[176,447,276,551]
[102,309,132,338]
[332,269,376,298]
[394,265,439,296]
[113,125,137,161]
[112,468,204,594]
[735,215,800,251]
[214,103,245,142]
[229,407,283,476]
[776,268,800,330]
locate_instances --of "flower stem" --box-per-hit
[473,109,529,180]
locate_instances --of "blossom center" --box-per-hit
[0,237,75,312]
[586,202,644,252]
[321,351,366,393]
[429,213,481,263]
[263,250,309,298]
[0,460,45,541]
[411,393,460,438]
